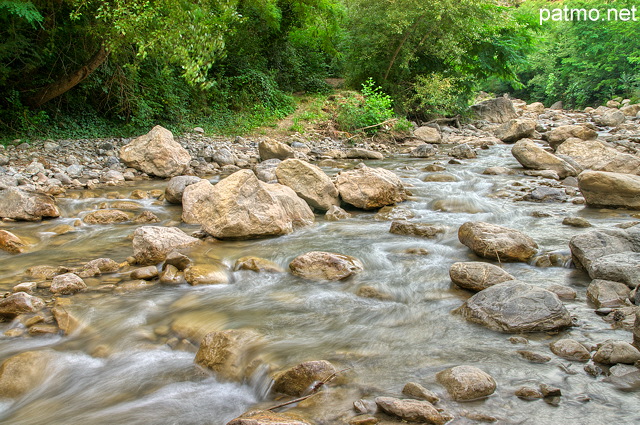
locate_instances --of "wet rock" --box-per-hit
[523,187,567,202]
[458,221,538,262]
[353,399,378,414]
[227,410,310,425]
[539,383,561,397]
[470,97,518,123]
[374,397,447,424]
[449,262,514,292]
[562,216,591,228]
[546,125,597,149]
[289,251,363,281]
[515,386,543,400]
[275,159,339,211]
[0,229,26,254]
[0,188,60,221]
[450,143,476,159]
[26,265,66,280]
[523,170,560,180]
[494,119,536,143]
[0,292,45,318]
[272,360,337,396]
[423,173,458,182]
[345,148,384,160]
[171,311,227,342]
[550,339,591,362]
[569,227,640,273]
[183,169,314,239]
[546,284,577,300]
[410,144,437,158]
[483,166,516,175]
[194,329,263,381]
[50,273,87,295]
[83,209,130,224]
[234,257,284,273]
[84,258,120,274]
[517,350,551,363]
[578,171,640,209]
[325,205,351,221]
[52,304,85,335]
[335,165,407,210]
[436,365,496,401]
[509,336,529,345]
[432,199,484,214]
[164,251,192,271]
[119,126,191,177]
[594,109,626,127]
[557,139,640,175]
[184,263,229,285]
[587,279,630,308]
[258,139,294,161]
[389,221,445,238]
[165,176,202,204]
[593,340,640,364]
[402,382,440,404]
[132,226,200,265]
[511,139,577,178]
[29,324,59,335]
[455,280,572,333]
[13,282,37,293]
[414,126,442,143]
[349,415,378,425]
[159,264,186,285]
[0,350,54,398]
[356,285,393,301]
[133,210,160,224]
[130,266,159,280]
[375,206,415,221]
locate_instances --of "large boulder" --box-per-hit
[589,253,640,288]
[0,350,55,398]
[0,230,27,254]
[620,104,640,117]
[289,251,363,281]
[511,139,577,178]
[165,176,202,204]
[458,222,538,262]
[194,329,263,381]
[414,126,442,144]
[569,227,640,273]
[182,170,314,239]
[578,171,640,209]
[272,360,337,397]
[258,139,294,161]
[0,292,45,319]
[494,119,536,143]
[556,139,640,175]
[586,279,630,308]
[546,125,597,149]
[335,165,406,210]
[436,365,496,401]
[132,226,200,265]
[275,159,339,211]
[119,126,191,177]
[470,97,519,123]
[0,188,59,221]
[449,262,514,292]
[374,397,447,424]
[455,280,572,333]
[594,109,626,127]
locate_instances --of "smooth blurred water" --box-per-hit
[1,144,639,424]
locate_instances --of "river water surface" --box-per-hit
[0,143,638,424]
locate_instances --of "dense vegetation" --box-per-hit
[0,0,639,140]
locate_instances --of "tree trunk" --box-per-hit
[27,44,109,107]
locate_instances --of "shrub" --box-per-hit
[335,78,394,134]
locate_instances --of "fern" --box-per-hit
[0,1,43,27]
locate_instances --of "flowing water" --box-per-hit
[0,144,638,424]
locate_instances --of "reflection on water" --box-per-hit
[1,145,640,424]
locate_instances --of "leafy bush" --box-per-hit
[335,78,394,134]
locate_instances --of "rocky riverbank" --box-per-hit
[1,96,640,424]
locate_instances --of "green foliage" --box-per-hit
[405,74,472,121]
[335,78,395,134]
[0,0,43,25]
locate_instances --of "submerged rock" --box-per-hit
[83,209,130,224]
[455,280,572,333]
[184,263,229,285]
[289,251,363,281]
[194,329,263,381]
[335,165,407,210]
[0,230,27,254]
[234,257,284,273]
[436,365,496,401]
[458,221,538,262]
[449,262,514,292]
[390,221,445,238]
[272,360,337,397]
[227,410,310,425]
[0,350,55,398]
[374,396,447,424]
[119,126,191,177]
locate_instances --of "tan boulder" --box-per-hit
[586,279,630,308]
[0,350,55,398]
[184,263,229,285]
[335,165,406,210]
[83,209,130,224]
[458,221,538,262]
[578,170,640,209]
[289,251,363,281]
[556,138,640,175]
[132,226,200,265]
[546,125,597,149]
[275,159,339,211]
[593,340,640,364]
[374,397,447,424]
[494,119,536,143]
[620,104,640,117]
[594,108,626,127]
[194,329,264,381]
[526,102,545,113]
[449,262,514,292]
[549,339,591,362]
[227,410,310,425]
[345,148,384,160]
[470,97,518,123]
[0,292,45,319]
[272,360,337,396]
[119,125,191,177]
[0,188,59,221]
[325,205,351,221]
[511,139,577,178]
[414,126,442,144]
[50,273,86,295]
[234,257,284,273]
[258,139,294,161]
[436,365,496,401]
[0,229,27,254]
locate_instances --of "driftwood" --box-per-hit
[266,368,350,411]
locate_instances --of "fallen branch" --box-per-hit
[266,368,351,411]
